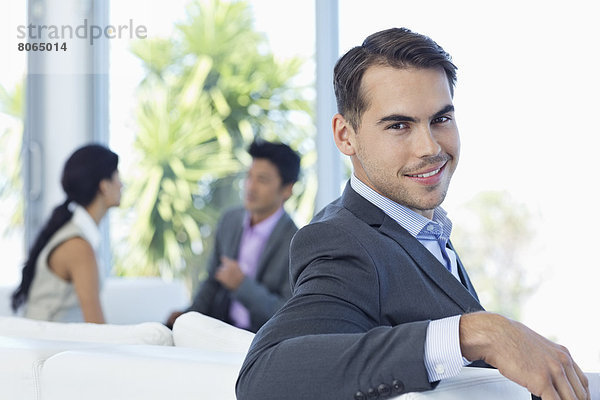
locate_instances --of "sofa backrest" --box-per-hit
[100,277,189,324]
[1,277,190,325]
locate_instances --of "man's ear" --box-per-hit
[332,113,356,156]
[281,183,294,202]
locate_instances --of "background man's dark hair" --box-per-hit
[333,27,457,131]
[248,139,300,186]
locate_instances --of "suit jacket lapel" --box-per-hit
[341,183,482,313]
[381,218,481,312]
[448,240,481,304]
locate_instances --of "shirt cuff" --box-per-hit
[424,315,468,382]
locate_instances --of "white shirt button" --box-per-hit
[434,364,446,374]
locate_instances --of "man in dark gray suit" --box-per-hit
[166,140,300,333]
[236,28,589,399]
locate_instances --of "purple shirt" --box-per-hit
[229,207,285,329]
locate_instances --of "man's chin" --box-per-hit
[416,193,447,212]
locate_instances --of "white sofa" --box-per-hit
[0,312,252,400]
[1,312,598,400]
[99,277,190,324]
[1,281,598,399]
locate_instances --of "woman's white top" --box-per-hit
[24,205,103,322]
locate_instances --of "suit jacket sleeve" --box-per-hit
[231,215,296,330]
[231,265,291,330]
[236,221,436,400]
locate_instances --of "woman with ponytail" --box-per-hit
[11,144,121,323]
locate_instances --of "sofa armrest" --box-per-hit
[172,311,254,353]
[392,367,600,399]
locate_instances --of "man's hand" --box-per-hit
[460,312,590,400]
[215,256,245,290]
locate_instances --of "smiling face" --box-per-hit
[333,65,460,219]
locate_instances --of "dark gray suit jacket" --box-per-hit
[187,207,297,333]
[236,184,484,400]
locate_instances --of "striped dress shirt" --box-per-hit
[350,174,466,382]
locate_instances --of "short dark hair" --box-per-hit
[334,27,457,131]
[248,139,300,185]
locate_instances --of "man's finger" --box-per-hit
[550,361,589,400]
[567,362,590,400]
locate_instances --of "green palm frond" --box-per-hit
[116,0,315,288]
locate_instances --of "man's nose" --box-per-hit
[413,125,441,158]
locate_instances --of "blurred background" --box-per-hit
[1,0,598,371]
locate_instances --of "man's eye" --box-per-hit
[433,116,451,124]
[387,122,408,130]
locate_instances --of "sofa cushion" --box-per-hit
[172,311,254,353]
[0,316,173,346]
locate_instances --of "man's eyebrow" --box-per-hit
[376,114,416,125]
[376,104,455,126]
[431,104,455,119]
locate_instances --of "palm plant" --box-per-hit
[117,0,315,290]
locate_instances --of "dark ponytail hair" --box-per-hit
[11,144,118,312]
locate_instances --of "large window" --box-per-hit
[0,1,26,286]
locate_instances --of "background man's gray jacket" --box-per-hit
[188,207,297,333]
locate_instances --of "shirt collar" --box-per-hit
[243,207,284,237]
[350,174,452,240]
[71,203,102,250]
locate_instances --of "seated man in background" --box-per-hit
[236,28,589,400]
[166,139,300,333]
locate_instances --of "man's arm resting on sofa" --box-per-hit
[460,311,590,400]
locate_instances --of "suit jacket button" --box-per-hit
[378,384,391,396]
[392,379,405,393]
[367,387,379,399]
[354,391,366,400]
